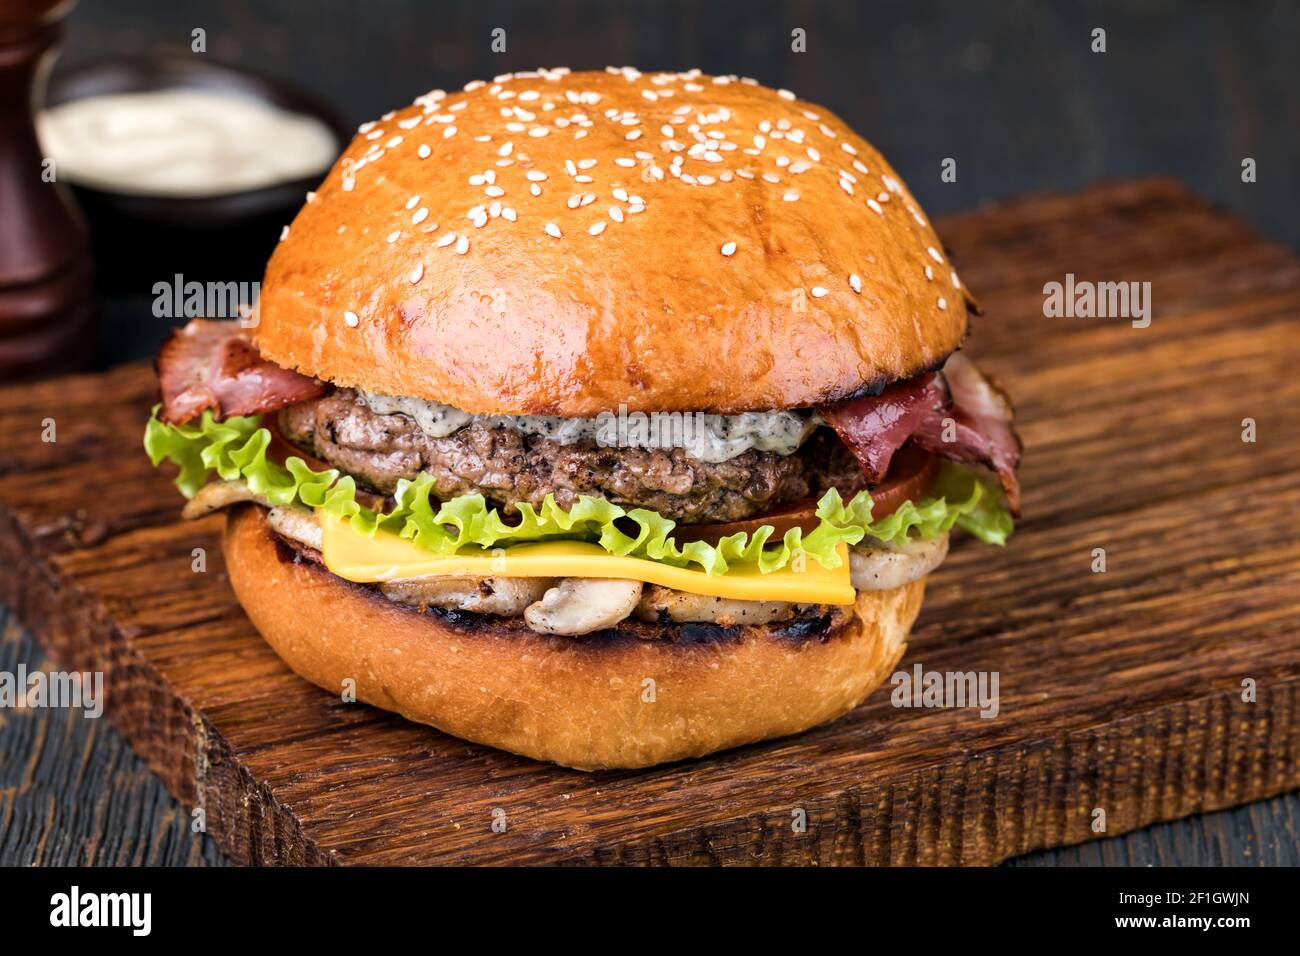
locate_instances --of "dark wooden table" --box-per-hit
[2,0,1298,866]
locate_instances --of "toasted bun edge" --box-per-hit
[223,504,922,769]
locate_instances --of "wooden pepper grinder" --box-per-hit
[0,0,95,380]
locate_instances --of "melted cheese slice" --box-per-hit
[318,510,855,605]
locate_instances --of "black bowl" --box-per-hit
[45,55,350,294]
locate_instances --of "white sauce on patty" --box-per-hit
[359,391,822,463]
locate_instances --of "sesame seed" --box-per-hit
[410,262,424,283]
[811,286,828,298]
[951,271,961,289]
[609,206,624,223]
[443,126,457,138]
[530,184,542,196]
[279,225,290,241]
[589,221,606,236]
[406,195,421,209]
[867,199,883,214]
[925,265,934,280]
[938,297,948,310]
[484,185,505,197]
[455,235,470,254]
[782,190,799,202]
[525,170,548,181]
[721,241,737,256]
[777,88,795,101]
[412,208,430,225]
[927,246,944,263]
[387,230,402,243]
[502,207,517,221]
[436,231,456,247]
[849,273,862,293]
[417,144,431,159]
[343,310,359,327]
[545,222,562,238]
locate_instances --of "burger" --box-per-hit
[144,67,1021,770]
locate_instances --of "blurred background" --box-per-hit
[19,0,1297,368]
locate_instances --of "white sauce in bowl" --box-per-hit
[37,89,338,196]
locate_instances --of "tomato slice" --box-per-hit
[866,444,939,521]
[264,419,392,508]
[672,444,939,546]
[265,419,333,473]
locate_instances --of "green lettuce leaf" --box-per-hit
[143,409,1013,574]
[925,461,1016,546]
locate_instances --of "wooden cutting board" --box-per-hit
[2,178,1298,866]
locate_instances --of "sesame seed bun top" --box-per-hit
[253,67,973,415]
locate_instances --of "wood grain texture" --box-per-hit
[0,607,229,866]
[1,178,1298,865]
[7,580,1295,867]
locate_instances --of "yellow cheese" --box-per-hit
[318,510,855,605]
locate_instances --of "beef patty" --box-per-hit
[278,389,859,523]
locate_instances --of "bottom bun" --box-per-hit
[224,505,924,770]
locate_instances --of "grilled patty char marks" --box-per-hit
[278,389,857,523]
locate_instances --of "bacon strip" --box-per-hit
[817,373,947,483]
[156,319,327,424]
[913,354,1022,514]
[818,354,1023,516]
